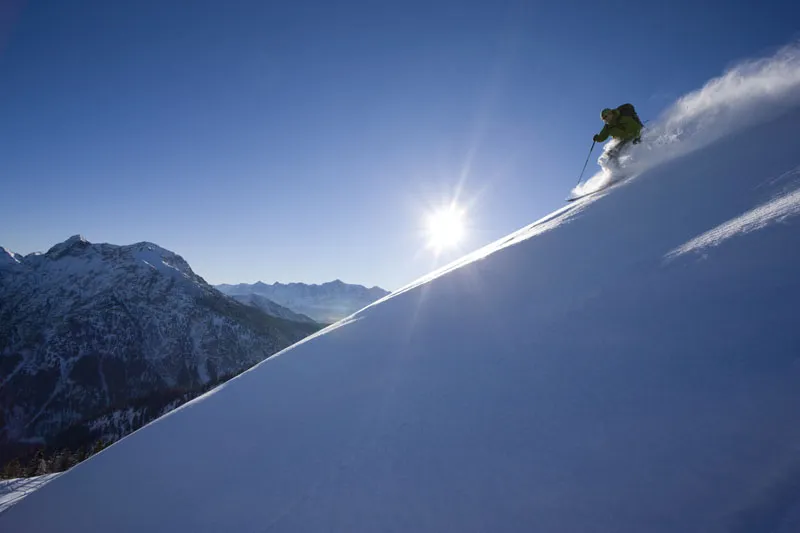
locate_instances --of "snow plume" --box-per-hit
[570,140,628,198]
[645,42,800,162]
[572,42,800,197]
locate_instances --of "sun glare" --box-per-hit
[426,204,465,251]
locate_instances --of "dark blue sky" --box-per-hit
[1,0,797,289]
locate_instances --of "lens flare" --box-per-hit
[426,204,465,250]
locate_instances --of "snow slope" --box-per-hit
[0,475,59,515]
[3,45,800,533]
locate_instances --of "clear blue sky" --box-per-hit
[1,0,797,290]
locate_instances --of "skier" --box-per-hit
[593,104,643,166]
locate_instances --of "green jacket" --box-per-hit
[594,115,642,142]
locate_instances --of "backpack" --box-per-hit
[616,103,643,127]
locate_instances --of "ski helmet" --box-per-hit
[601,108,614,121]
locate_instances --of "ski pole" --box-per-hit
[576,141,595,186]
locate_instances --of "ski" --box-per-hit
[566,174,633,202]
[565,190,601,202]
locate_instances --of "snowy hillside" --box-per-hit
[216,280,389,323]
[3,45,800,532]
[0,475,58,515]
[0,236,320,456]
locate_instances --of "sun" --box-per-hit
[426,204,465,251]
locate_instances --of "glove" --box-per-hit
[593,134,601,142]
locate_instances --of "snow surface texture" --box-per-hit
[0,475,58,515]
[4,45,800,533]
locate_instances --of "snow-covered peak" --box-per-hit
[44,234,90,259]
[0,246,22,268]
[128,241,197,280]
[0,235,204,289]
[0,234,319,462]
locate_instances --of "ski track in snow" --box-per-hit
[0,476,59,515]
[667,186,800,258]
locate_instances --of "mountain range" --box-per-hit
[0,235,320,462]
[228,293,317,324]
[216,280,389,323]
